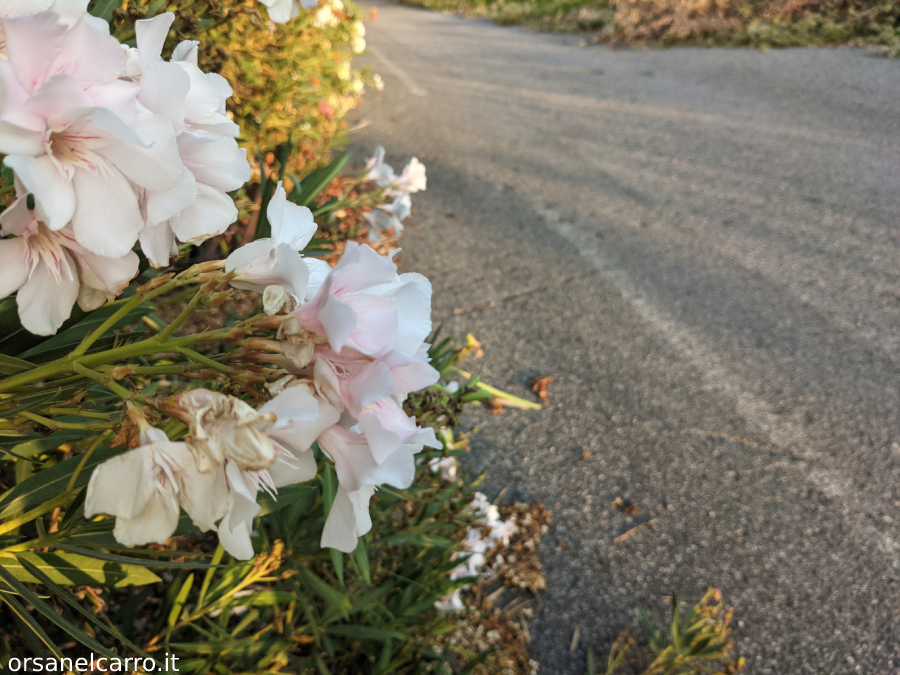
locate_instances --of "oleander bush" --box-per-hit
[0,2,517,672]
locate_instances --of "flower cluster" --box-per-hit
[85,185,440,558]
[363,146,427,242]
[0,7,250,334]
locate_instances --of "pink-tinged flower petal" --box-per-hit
[361,439,418,489]
[0,61,45,131]
[0,121,43,154]
[171,39,198,66]
[268,449,317,488]
[344,360,395,416]
[177,132,250,192]
[47,105,141,145]
[334,291,398,355]
[137,61,189,133]
[24,73,92,120]
[135,12,175,72]
[85,78,140,123]
[176,461,229,533]
[225,239,276,294]
[382,349,440,396]
[71,166,144,257]
[0,0,55,16]
[98,112,183,191]
[303,257,331,302]
[0,236,29,300]
[54,15,127,86]
[331,241,398,294]
[168,181,237,243]
[0,193,37,236]
[382,273,433,357]
[218,461,261,560]
[139,222,176,269]
[321,485,374,553]
[17,247,79,335]
[49,0,92,24]
[144,166,197,229]
[262,387,341,456]
[112,491,180,546]
[85,444,166,542]
[5,154,76,231]
[357,398,419,465]
[1,13,66,95]
[77,248,139,297]
[318,426,377,493]
[267,183,317,251]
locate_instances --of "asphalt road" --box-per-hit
[349,6,900,673]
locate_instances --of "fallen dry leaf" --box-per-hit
[613,519,657,543]
[611,497,642,517]
[529,376,554,403]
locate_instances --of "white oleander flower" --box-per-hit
[295,242,433,359]
[225,182,329,302]
[0,189,139,335]
[318,425,439,552]
[177,385,338,559]
[364,191,412,241]
[129,13,250,267]
[0,12,183,258]
[85,428,229,547]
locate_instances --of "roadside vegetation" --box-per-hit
[398,0,900,53]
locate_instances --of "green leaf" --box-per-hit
[257,484,318,518]
[297,567,351,619]
[89,0,121,22]
[1,551,161,587]
[330,547,344,586]
[4,429,92,460]
[297,151,349,207]
[16,556,161,665]
[20,299,153,361]
[459,648,493,675]
[0,354,33,375]
[0,593,63,658]
[325,625,407,641]
[221,590,298,608]
[0,444,119,519]
[350,538,371,585]
[322,463,337,517]
[0,565,123,659]
[53,543,229,570]
[0,386,82,419]
[169,573,195,629]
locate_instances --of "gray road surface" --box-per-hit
[349,6,900,673]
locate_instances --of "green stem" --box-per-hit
[19,412,115,431]
[70,291,151,358]
[65,433,111,493]
[71,363,137,402]
[177,347,234,375]
[0,323,241,395]
[454,369,542,410]
[39,408,113,421]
